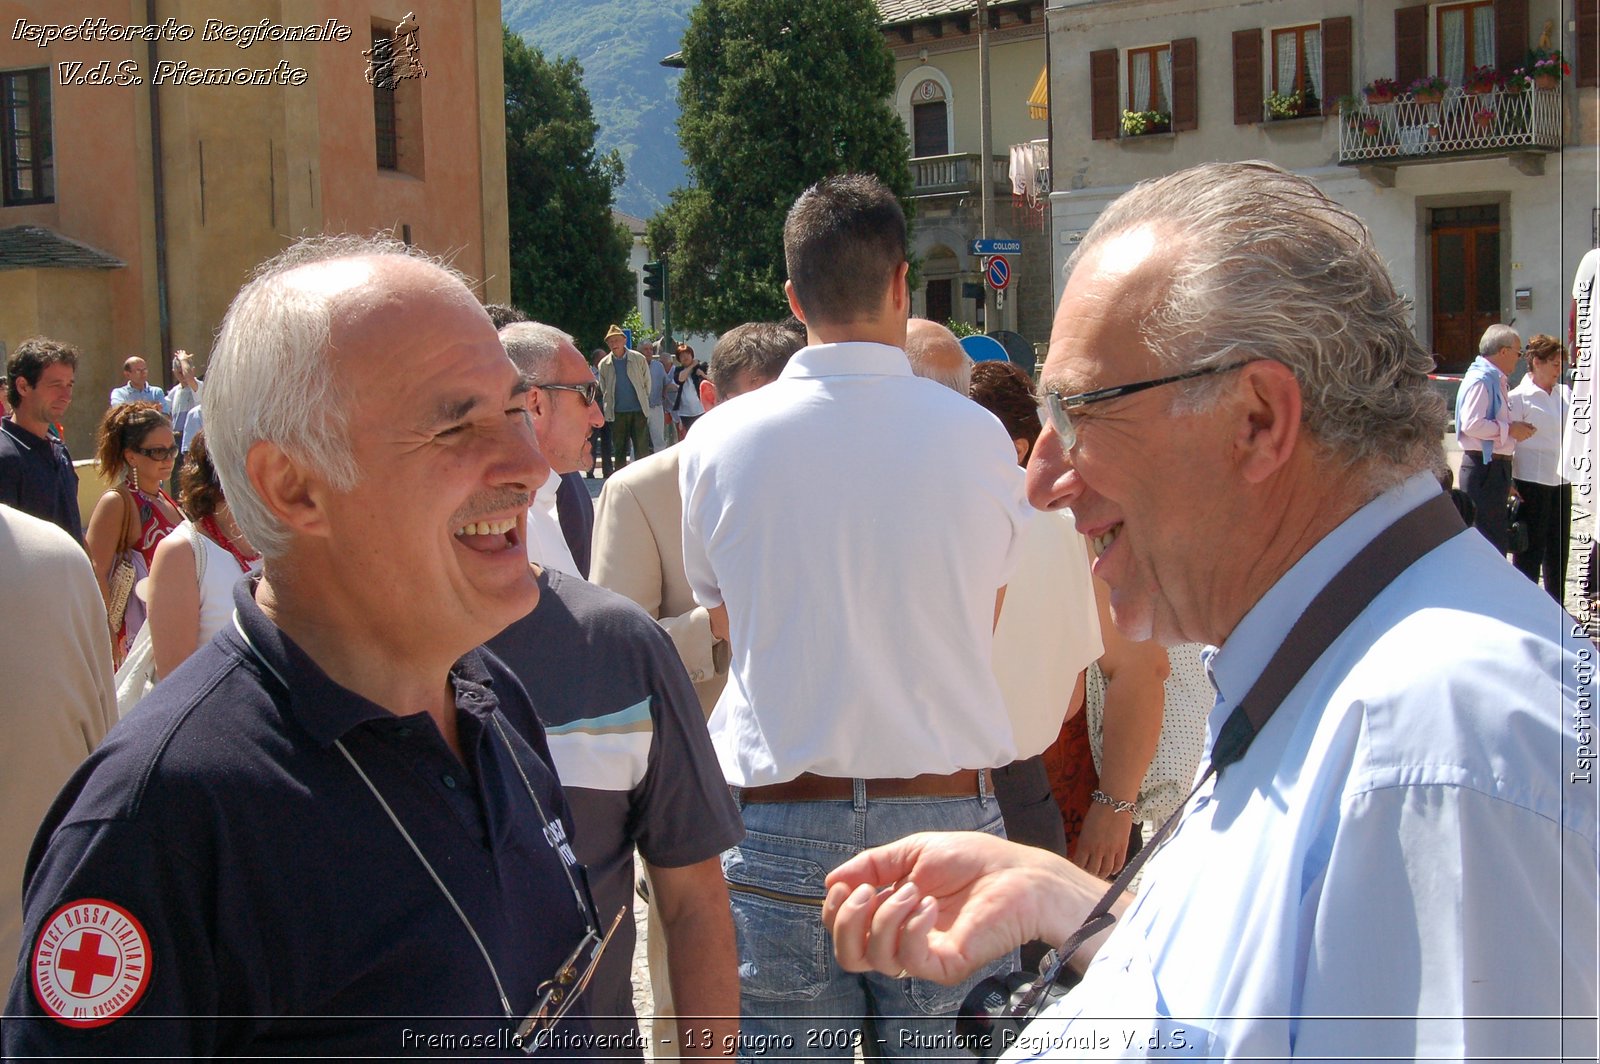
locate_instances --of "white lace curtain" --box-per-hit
[1275,28,1322,98]
[1440,8,1495,84]
[1132,54,1152,111]
[1304,29,1323,99]
[1130,47,1172,112]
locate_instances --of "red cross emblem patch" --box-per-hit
[31,899,152,1027]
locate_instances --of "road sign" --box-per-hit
[960,334,1009,363]
[986,255,1011,291]
[971,238,1022,256]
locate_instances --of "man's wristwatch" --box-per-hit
[1089,789,1137,814]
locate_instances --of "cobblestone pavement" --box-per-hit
[628,886,656,1055]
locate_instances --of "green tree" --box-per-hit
[503,27,636,348]
[649,0,914,334]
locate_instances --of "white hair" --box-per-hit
[499,322,575,381]
[905,320,974,395]
[1479,324,1520,359]
[205,234,469,559]
[1070,161,1444,490]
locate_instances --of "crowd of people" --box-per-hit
[1454,323,1580,600]
[0,161,1593,1061]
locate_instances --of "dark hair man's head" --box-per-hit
[783,174,907,330]
[6,336,79,410]
[709,322,807,400]
[483,303,528,330]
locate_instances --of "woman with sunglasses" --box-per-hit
[85,401,182,664]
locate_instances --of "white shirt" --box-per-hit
[1508,374,1568,485]
[991,509,1101,758]
[525,471,581,578]
[679,341,1032,786]
[1011,473,1597,1061]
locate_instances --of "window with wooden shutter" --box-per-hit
[1395,5,1428,87]
[1579,0,1599,87]
[1437,1,1495,84]
[1171,37,1198,131]
[1320,17,1352,111]
[1493,0,1529,75]
[1233,28,1263,125]
[1090,48,1119,140]
[1127,45,1172,114]
[1271,26,1322,99]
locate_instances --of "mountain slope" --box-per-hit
[503,0,695,220]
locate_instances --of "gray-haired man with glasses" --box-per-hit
[826,161,1595,1061]
[501,322,605,578]
[1456,322,1535,553]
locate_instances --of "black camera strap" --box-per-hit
[1014,490,1465,1017]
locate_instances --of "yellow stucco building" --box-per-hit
[0,0,510,455]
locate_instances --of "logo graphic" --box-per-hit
[31,899,152,1028]
[363,11,426,89]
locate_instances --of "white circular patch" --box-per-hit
[31,899,152,1028]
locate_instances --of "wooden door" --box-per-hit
[1430,207,1500,373]
[925,278,953,324]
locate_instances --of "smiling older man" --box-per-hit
[824,162,1596,1062]
[5,237,609,1058]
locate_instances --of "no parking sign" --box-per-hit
[985,255,1011,291]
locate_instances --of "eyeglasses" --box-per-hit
[1037,361,1256,449]
[532,381,600,407]
[513,905,626,1052]
[132,444,181,461]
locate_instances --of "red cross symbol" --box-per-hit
[57,932,117,995]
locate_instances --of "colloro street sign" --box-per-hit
[971,238,1022,256]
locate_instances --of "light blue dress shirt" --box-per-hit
[109,383,168,414]
[1011,472,1597,1061]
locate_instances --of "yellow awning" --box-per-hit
[1028,64,1049,121]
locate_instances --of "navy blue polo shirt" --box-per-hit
[3,577,600,1058]
[0,418,83,543]
[485,569,743,1055]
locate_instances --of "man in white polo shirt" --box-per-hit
[678,173,1033,1056]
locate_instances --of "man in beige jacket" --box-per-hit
[593,321,803,716]
[0,505,117,968]
[596,324,654,470]
[590,320,802,1054]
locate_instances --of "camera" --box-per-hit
[954,959,1079,1062]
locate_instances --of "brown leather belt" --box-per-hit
[736,768,988,804]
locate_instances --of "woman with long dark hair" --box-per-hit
[84,401,180,664]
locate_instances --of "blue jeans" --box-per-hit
[722,786,1015,1062]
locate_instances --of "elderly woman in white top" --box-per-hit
[1507,333,1571,599]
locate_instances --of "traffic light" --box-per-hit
[643,259,667,302]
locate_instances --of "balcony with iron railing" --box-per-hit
[909,153,1011,198]
[1338,86,1562,169]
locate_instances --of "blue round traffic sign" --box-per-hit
[986,255,1011,291]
